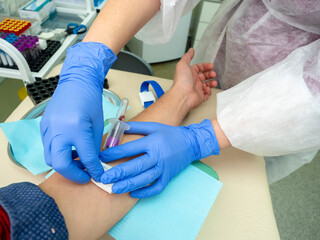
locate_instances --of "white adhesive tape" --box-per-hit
[91,162,113,194]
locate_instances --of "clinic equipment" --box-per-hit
[19,0,56,24]
[0,33,40,62]
[0,31,61,71]
[38,23,87,42]
[104,98,130,149]
[65,23,87,35]
[139,80,164,108]
[0,18,31,35]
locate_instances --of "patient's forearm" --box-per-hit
[129,88,231,150]
[38,88,189,239]
[211,119,231,150]
[83,0,161,54]
[38,87,230,239]
[132,87,190,125]
[39,173,135,240]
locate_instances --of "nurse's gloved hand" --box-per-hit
[40,42,117,183]
[99,119,219,198]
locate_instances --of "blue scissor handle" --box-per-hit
[67,23,87,35]
[73,24,87,34]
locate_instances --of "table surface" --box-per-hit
[0,65,280,240]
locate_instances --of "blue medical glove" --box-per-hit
[40,42,117,183]
[99,119,219,198]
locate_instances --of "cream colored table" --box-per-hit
[0,65,280,240]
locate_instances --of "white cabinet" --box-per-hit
[127,12,192,64]
[193,0,221,48]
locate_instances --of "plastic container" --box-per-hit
[104,119,130,148]
[103,98,130,149]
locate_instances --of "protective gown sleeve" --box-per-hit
[216,39,320,156]
[135,0,201,44]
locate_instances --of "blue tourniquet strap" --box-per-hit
[140,80,164,108]
[0,182,68,239]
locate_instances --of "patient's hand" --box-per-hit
[173,48,217,110]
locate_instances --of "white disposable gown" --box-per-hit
[136,0,320,184]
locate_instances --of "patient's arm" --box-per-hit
[38,87,195,239]
[39,51,229,240]
[83,0,161,54]
[38,83,196,239]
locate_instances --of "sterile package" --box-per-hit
[19,0,56,23]
[53,0,86,6]
[91,163,113,194]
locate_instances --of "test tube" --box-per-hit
[0,51,8,66]
[6,53,14,66]
[25,41,34,60]
[17,45,27,59]
[32,38,41,57]
[103,98,130,149]
[116,98,129,121]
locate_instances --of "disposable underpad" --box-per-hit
[109,164,222,240]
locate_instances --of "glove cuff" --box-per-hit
[59,42,117,92]
[188,119,220,160]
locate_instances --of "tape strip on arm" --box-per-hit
[216,39,320,156]
[135,0,201,44]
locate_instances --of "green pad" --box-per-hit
[191,161,219,180]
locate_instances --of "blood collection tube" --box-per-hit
[104,98,130,149]
[25,41,34,60]
[116,98,129,121]
[32,37,41,57]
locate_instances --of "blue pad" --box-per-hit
[109,165,223,240]
[0,96,119,175]
[0,117,49,175]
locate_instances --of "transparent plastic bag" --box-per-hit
[136,0,200,44]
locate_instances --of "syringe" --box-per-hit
[103,98,130,149]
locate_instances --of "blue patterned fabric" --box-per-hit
[0,182,68,239]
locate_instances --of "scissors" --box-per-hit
[66,23,87,35]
